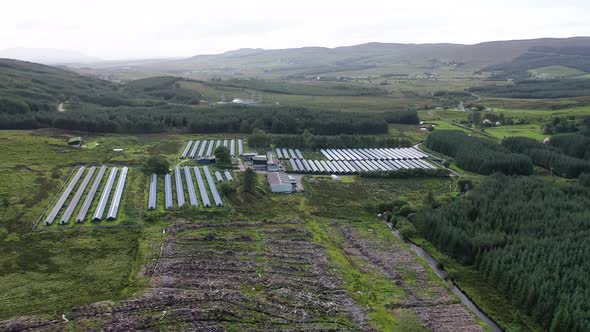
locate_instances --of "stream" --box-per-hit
[387,224,503,332]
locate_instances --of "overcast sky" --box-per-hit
[1,0,588,60]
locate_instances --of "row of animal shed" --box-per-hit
[180,139,243,159]
[320,148,428,161]
[287,158,435,174]
[275,148,304,160]
[148,166,232,209]
[44,165,128,225]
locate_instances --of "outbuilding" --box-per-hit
[267,172,296,193]
[267,152,279,171]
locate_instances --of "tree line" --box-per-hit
[0,104,414,136]
[412,174,590,332]
[424,130,533,175]
[469,79,590,99]
[502,136,590,178]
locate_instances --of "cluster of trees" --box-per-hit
[412,174,590,331]
[359,168,449,178]
[548,133,590,160]
[141,155,170,175]
[425,130,533,175]
[470,79,590,99]
[502,136,590,178]
[123,76,201,104]
[382,110,420,125]
[543,117,579,134]
[248,130,411,149]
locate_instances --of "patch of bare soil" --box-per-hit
[339,224,483,332]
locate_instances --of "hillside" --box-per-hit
[0,59,202,112]
[72,37,590,80]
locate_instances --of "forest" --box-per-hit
[502,136,590,178]
[470,79,590,99]
[0,104,403,135]
[412,174,590,332]
[424,130,533,175]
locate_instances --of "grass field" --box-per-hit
[528,65,586,78]
[483,124,549,140]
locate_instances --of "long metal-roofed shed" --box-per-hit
[76,165,107,223]
[174,166,185,208]
[288,149,297,159]
[289,159,298,172]
[92,167,118,221]
[276,148,283,159]
[45,166,86,225]
[295,159,304,172]
[295,149,303,159]
[203,166,223,206]
[223,139,228,147]
[184,166,199,207]
[314,160,325,172]
[197,140,208,157]
[106,166,128,221]
[148,174,157,210]
[281,148,289,159]
[164,174,173,209]
[224,170,234,182]
[180,140,193,159]
[206,140,215,157]
[215,171,224,182]
[193,167,211,207]
[238,139,244,156]
[230,139,236,156]
[189,140,201,159]
[60,166,96,224]
[216,139,222,148]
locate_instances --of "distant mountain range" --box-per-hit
[3,37,590,80]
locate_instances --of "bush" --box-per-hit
[141,155,170,175]
[219,182,236,196]
[397,219,417,239]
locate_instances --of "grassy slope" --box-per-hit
[528,65,585,78]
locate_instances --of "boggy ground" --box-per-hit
[0,218,484,331]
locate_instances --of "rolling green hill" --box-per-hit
[76,37,590,80]
[0,59,202,112]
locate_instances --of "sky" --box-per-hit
[1,0,588,60]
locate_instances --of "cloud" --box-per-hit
[0,0,588,60]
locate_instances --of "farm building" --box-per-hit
[252,155,268,170]
[242,152,257,161]
[267,172,296,193]
[267,152,279,171]
[68,137,82,146]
